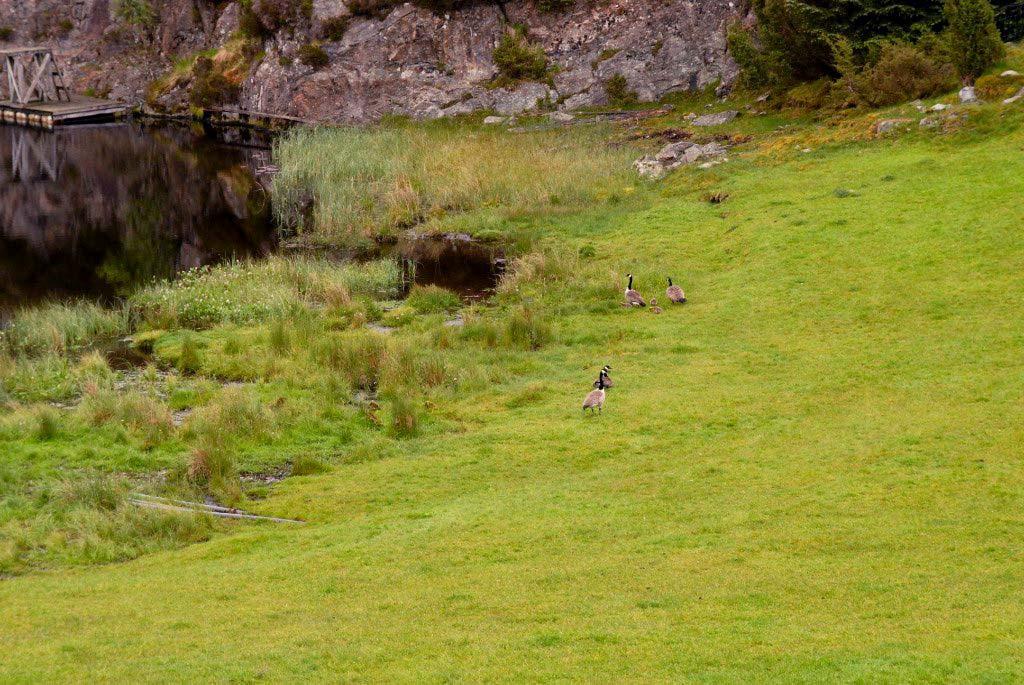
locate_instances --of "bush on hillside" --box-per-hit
[189,56,240,108]
[493,30,550,83]
[319,15,349,40]
[856,41,957,106]
[114,0,156,27]
[298,43,329,68]
[537,0,574,11]
[945,0,1005,80]
[604,73,639,106]
[975,72,1024,99]
[347,0,395,17]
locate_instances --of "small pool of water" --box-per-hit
[0,122,276,321]
[0,122,505,324]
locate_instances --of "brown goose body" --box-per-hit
[666,278,687,304]
[592,366,613,389]
[582,387,605,413]
[584,370,609,413]
[624,274,646,307]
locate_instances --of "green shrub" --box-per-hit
[604,73,638,106]
[298,43,329,68]
[114,0,156,27]
[857,41,957,106]
[238,0,268,38]
[406,284,462,314]
[975,72,1024,99]
[0,27,13,41]
[189,56,241,108]
[537,0,574,11]
[727,21,786,91]
[945,0,1005,80]
[319,15,350,40]
[347,0,395,17]
[493,30,550,83]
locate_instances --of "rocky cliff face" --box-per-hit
[0,0,741,123]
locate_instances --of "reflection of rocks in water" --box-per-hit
[390,234,503,300]
[0,123,276,310]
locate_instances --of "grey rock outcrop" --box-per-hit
[2,0,742,124]
[692,109,739,126]
[634,140,727,178]
[959,86,978,104]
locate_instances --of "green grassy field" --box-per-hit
[4,95,1024,680]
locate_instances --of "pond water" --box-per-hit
[0,122,503,323]
[0,122,277,320]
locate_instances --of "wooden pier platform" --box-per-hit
[0,95,129,128]
[0,47,128,128]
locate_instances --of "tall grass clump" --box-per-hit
[272,125,638,245]
[78,389,174,450]
[504,303,553,350]
[0,352,80,403]
[405,284,462,314]
[2,301,128,357]
[0,474,212,576]
[130,257,402,329]
[183,387,275,501]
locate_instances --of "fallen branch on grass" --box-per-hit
[129,494,304,524]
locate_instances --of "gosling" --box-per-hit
[650,298,663,314]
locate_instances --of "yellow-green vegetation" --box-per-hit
[272,121,638,246]
[6,67,1024,680]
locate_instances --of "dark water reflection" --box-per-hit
[0,122,276,318]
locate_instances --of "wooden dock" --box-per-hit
[0,95,128,128]
[0,47,128,128]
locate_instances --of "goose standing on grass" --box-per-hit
[593,365,613,389]
[624,274,646,307]
[650,298,663,314]
[666,277,687,304]
[583,370,608,414]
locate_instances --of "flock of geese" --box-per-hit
[582,274,687,414]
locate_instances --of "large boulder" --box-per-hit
[634,140,727,178]
[692,109,739,127]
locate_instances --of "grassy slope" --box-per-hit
[4,124,1024,681]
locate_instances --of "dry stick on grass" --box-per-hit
[129,496,304,524]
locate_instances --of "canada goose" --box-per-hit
[592,365,613,389]
[624,274,646,307]
[583,371,607,413]
[666,277,686,304]
[650,298,663,314]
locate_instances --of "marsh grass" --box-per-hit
[1,302,128,357]
[78,389,174,451]
[130,257,402,329]
[405,284,462,314]
[0,474,212,576]
[272,124,639,245]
